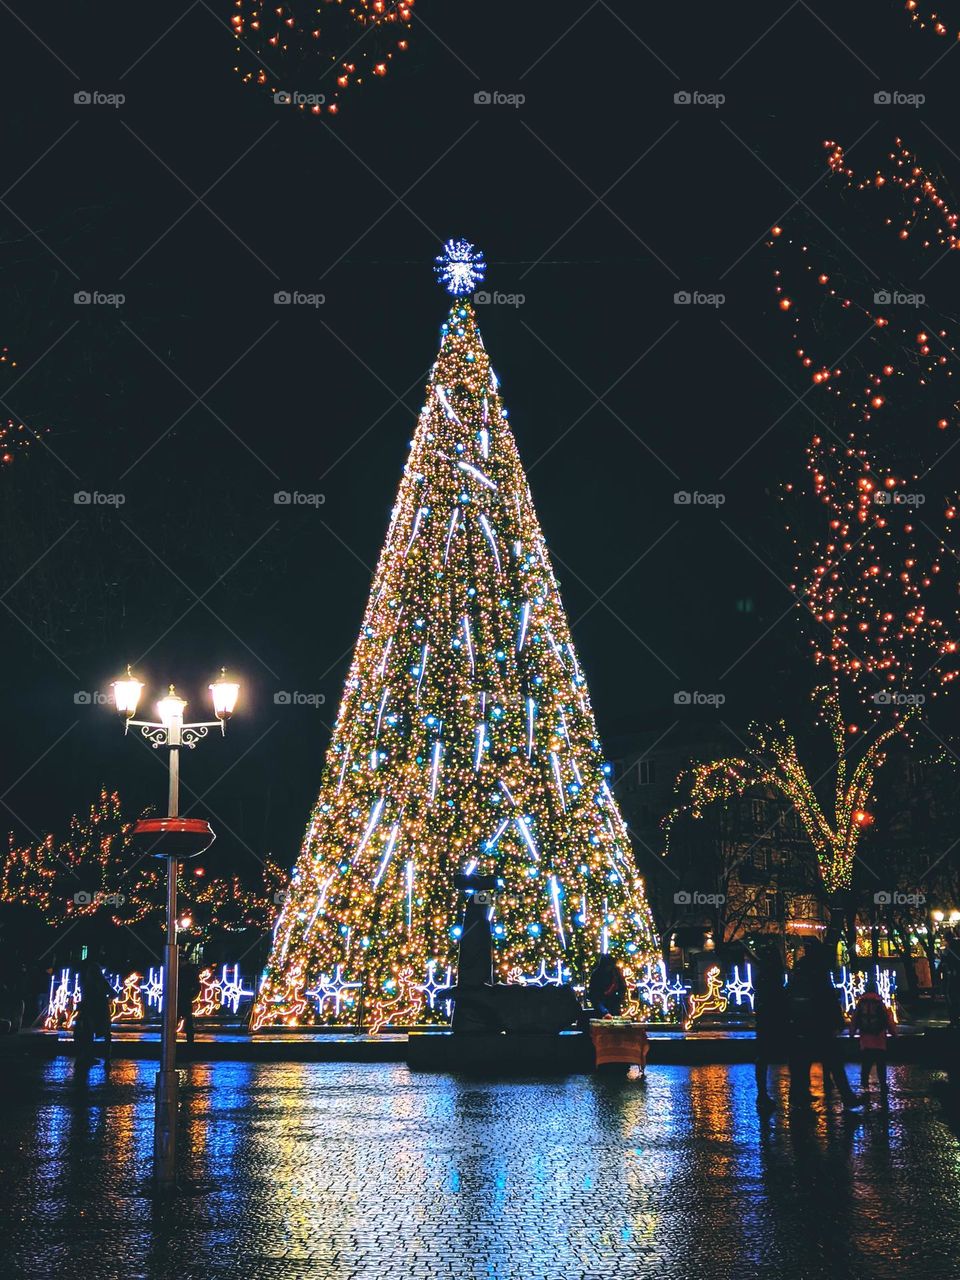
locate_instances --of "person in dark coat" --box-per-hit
[177,958,202,1044]
[788,941,861,1110]
[588,954,627,1018]
[753,945,788,1110]
[75,957,112,1066]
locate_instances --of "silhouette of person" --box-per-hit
[788,941,861,1110]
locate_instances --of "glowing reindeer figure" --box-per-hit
[685,965,728,1029]
[368,966,421,1034]
[252,962,309,1030]
[111,972,145,1022]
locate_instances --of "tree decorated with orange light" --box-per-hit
[232,0,415,117]
[2,787,285,939]
[667,137,960,947]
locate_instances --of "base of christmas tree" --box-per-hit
[406,1028,601,1075]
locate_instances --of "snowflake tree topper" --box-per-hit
[434,239,486,296]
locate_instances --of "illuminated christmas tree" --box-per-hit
[254,241,659,1029]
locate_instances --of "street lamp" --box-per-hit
[111,667,238,1192]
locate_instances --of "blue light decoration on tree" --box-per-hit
[252,244,659,1029]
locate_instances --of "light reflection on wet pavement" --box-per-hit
[2,1058,959,1279]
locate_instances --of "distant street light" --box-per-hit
[111,666,239,1192]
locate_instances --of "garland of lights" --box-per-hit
[253,242,659,1030]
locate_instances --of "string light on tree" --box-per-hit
[253,243,659,1029]
[770,139,960,439]
[0,347,46,466]
[900,0,957,40]
[232,0,415,117]
[787,435,960,701]
[664,683,913,897]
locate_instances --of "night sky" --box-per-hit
[2,2,958,880]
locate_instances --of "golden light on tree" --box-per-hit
[253,245,658,1030]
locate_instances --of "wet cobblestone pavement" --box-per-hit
[2,1058,959,1280]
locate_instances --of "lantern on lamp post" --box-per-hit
[111,666,239,1193]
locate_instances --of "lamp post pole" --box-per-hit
[112,669,239,1194]
[155,701,183,1192]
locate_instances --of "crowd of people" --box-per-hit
[587,940,908,1110]
[751,940,896,1112]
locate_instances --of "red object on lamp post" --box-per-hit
[129,817,216,861]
